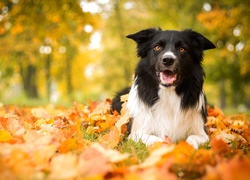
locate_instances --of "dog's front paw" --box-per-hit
[186,135,209,149]
[144,135,164,146]
[129,133,164,146]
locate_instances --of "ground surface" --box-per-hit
[0,99,250,179]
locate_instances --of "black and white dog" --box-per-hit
[112,28,215,148]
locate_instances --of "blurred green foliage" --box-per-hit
[0,0,249,113]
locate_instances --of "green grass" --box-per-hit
[116,138,149,163]
[81,126,149,164]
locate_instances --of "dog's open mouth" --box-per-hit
[158,70,178,86]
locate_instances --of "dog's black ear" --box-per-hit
[126,28,161,57]
[183,29,216,51]
[126,28,160,44]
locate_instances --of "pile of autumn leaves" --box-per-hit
[0,100,250,180]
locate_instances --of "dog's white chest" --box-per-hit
[127,84,205,145]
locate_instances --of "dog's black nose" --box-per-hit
[162,56,174,66]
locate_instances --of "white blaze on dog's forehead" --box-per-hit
[162,51,176,59]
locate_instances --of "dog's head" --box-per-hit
[127,28,215,87]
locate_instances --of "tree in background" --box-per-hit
[0,0,101,101]
[198,0,250,108]
[0,0,249,110]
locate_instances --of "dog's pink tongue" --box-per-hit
[160,71,177,85]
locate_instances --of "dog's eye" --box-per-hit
[179,47,186,53]
[154,45,162,51]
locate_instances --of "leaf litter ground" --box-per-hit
[0,99,250,180]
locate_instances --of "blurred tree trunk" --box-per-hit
[66,57,73,95]
[114,0,132,83]
[219,79,226,109]
[20,62,39,98]
[45,53,51,100]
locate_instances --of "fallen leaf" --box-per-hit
[31,108,51,119]
[0,130,12,142]
[78,147,111,177]
[211,137,229,155]
[140,145,175,168]
[91,143,129,163]
[90,99,111,116]
[115,111,130,133]
[48,153,78,179]
[99,126,120,148]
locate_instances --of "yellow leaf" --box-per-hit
[0,130,12,142]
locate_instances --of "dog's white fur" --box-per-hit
[127,82,209,149]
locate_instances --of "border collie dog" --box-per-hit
[112,28,215,149]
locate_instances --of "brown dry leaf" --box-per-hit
[120,94,128,115]
[115,110,130,133]
[90,99,111,116]
[99,126,121,148]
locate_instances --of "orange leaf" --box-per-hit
[173,141,195,164]
[217,157,250,180]
[211,137,229,155]
[99,126,121,148]
[90,99,111,116]
[7,149,34,179]
[207,106,224,118]
[58,138,84,153]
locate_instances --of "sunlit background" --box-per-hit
[0,0,249,114]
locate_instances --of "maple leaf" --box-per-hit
[99,126,121,148]
[90,99,112,116]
